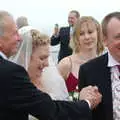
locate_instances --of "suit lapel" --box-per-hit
[101,54,113,120]
[61,27,71,44]
[67,26,70,38]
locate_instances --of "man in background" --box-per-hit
[51,10,80,62]
[16,16,33,34]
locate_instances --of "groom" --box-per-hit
[0,10,102,120]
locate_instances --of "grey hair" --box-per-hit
[70,10,80,18]
[0,10,12,36]
[16,16,28,29]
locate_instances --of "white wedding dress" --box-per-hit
[41,56,69,100]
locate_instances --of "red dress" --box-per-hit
[65,72,78,92]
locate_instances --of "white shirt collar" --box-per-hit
[107,50,120,67]
[0,51,8,60]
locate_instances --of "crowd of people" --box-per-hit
[0,9,120,120]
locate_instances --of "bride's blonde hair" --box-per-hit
[31,29,50,50]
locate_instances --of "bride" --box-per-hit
[10,29,69,101]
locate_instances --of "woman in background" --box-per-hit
[58,16,104,100]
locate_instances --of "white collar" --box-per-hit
[0,51,8,60]
[107,50,120,67]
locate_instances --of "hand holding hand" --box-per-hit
[79,85,102,109]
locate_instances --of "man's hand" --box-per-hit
[53,25,59,37]
[79,85,102,109]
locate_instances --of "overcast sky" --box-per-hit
[0,0,120,35]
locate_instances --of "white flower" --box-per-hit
[73,92,79,99]
[69,96,73,101]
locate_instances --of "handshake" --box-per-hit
[79,85,102,109]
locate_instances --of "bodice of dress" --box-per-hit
[65,72,78,92]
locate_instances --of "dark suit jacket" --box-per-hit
[51,27,72,62]
[79,53,113,120]
[0,56,92,120]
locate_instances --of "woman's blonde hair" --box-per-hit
[31,29,50,50]
[70,16,104,55]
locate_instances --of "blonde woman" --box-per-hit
[58,16,104,99]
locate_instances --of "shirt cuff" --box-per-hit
[84,99,91,109]
[53,34,59,38]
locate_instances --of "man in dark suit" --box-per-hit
[51,10,80,62]
[79,12,120,120]
[0,10,102,120]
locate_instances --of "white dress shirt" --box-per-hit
[0,51,8,60]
